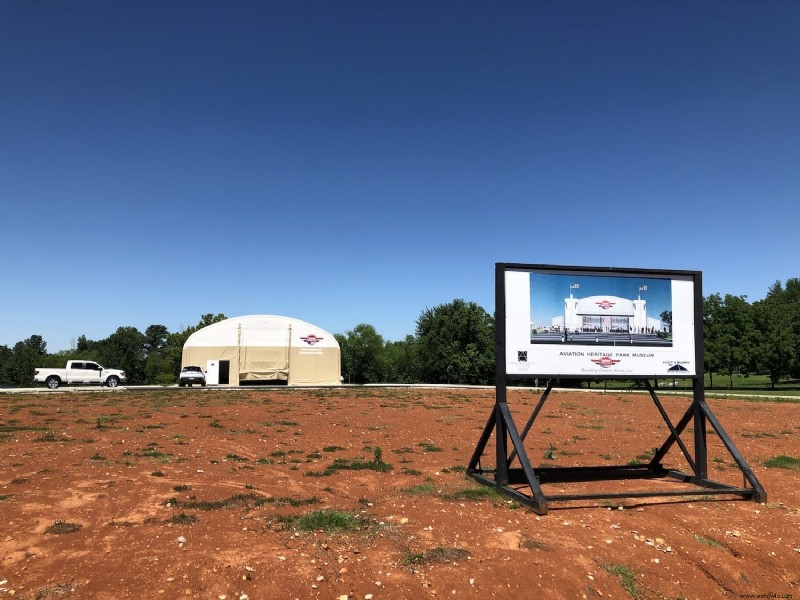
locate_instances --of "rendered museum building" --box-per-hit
[550,293,664,334]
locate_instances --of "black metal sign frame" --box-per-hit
[467,263,766,514]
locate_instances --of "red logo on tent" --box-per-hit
[591,356,620,368]
[595,299,616,310]
[301,334,323,345]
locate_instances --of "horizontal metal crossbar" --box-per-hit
[543,486,755,503]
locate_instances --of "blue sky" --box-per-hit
[2,1,799,351]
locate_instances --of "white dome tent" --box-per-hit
[181,315,341,386]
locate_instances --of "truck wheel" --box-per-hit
[45,376,60,389]
[106,376,120,388]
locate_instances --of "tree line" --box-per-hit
[0,314,227,387]
[2,278,799,388]
[704,278,800,388]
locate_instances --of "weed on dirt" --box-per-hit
[45,520,81,535]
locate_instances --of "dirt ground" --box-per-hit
[1,386,798,600]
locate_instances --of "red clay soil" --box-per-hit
[1,386,798,600]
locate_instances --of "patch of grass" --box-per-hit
[304,468,336,477]
[543,443,557,460]
[226,453,249,462]
[603,563,641,598]
[629,447,658,465]
[402,547,471,567]
[139,447,172,460]
[263,419,299,427]
[402,467,422,476]
[330,456,393,472]
[34,431,59,442]
[151,470,165,477]
[292,509,363,533]
[418,441,443,452]
[326,447,392,473]
[444,485,513,506]
[170,512,198,525]
[173,484,192,492]
[0,494,10,501]
[45,520,81,535]
[693,534,724,549]
[0,423,44,434]
[763,455,800,471]
[174,492,272,511]
[520,537,551,551]
[276,496,320,507]
[90,453,106,461]
[441,465,466,473]
[33,581,79,598]
[405,484,435,495]
[322,445,346,452]
[402,552,425,565]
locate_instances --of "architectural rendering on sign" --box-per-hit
[503,266,698,378]
[530,273,672,347]
[181,315,341,386]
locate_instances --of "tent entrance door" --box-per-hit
[206,360,219,385]
[218,361,230,385]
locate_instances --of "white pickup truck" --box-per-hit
[33,360,127,389]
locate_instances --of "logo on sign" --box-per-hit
[301,334,323,345]
[591,356,620,368]
[595,299,616,310]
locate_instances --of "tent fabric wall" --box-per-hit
[181,315,341,386]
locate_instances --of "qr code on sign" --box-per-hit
[518,351,527,362]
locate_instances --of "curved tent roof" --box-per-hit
[185,315,339,349]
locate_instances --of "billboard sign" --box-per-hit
[502,264,700,378]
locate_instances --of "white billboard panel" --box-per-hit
[504,266,698,378]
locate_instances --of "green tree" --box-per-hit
[415,299,494,385]
[5,335,48,386]
[142,324,172,384]
[703,294,757,388]
[660,310,672,334]
[144,324,169,354]
[336,323,385,384]
[382,335,420,383]
[703,293,724,388]
[753,301,795,388]
[76,334,98,354]
[0,344,12,385]
[758,278,800,382]
[98,327,147,384]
